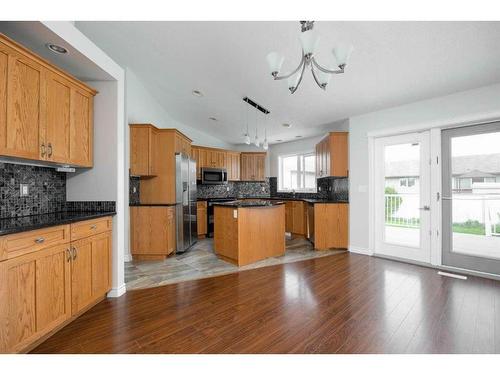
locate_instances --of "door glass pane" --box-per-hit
[450,132,500,259]
[384,143,421,247]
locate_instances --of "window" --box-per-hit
[278,152,316,192]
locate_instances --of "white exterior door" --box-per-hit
[374,131,432,263]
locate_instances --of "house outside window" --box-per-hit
[278,152,316,192]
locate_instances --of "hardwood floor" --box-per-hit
[31,253,500,354]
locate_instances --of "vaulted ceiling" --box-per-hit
[76,21,500,144]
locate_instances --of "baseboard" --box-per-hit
[107,283,126,298]
[349,246,372,255]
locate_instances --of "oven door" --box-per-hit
[202,168,227,184]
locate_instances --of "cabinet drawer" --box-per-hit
[70,217,112,241]
[0,225,70,261]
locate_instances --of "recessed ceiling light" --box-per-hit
[295,135,302,138]
[192,90,204,97]
[46,43,68,55]
[276,139,283,142]
[282,123,292,128]
[209,117,218,122]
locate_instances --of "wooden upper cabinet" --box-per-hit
[226,151,240,181]
[315,132,348,178]
[0,34,96,167]
[175,133,191,155]
[240,152,266,181]
[0,46,43,160]
[130,124,157,177]
[44,72,71,163]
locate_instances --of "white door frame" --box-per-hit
[372,132,432,263]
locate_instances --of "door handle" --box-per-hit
[66,248,71,262]
[419,205,431,211]
[47,142,53,157]
[72,246,77,260]
[40,143,46,157]
[441,196,453,200]
[34,237,45,244]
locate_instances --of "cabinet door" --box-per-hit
[71,237,93,315]
[130,126,150,176]
[166,207,176,254]
[285,202,293,233]
[233,153,240,180]
[44,72,71,163]
[191,147,201,179]
[240,154,248,180]
[0,49,43,160]
[69,87,93,167]
[35,244,72,336]
[315,143,320,178]
[0,244,71,353]
[331,133,349,177]
[197,202,207,236]
[90,232,112,297]
[255,154,266,181]
[198,148,208,169]
[292,202,305,235]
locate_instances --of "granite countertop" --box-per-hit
[0,211,117,236]
[129,203,178,207]
[202,196,348,204]
[213,200,285,208]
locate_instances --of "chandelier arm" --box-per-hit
[273,54,305,80]
[312,57,345,74]
[310,64,326,90]
[290,58,307,94]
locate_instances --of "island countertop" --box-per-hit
[212,200,284,208]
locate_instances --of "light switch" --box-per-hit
[20,184,29,197]
[233,210,238,219]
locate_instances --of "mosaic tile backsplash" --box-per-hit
[0,163,116,219]
[0,163,66,218]
[197,179,271,199]
[269,176,349,202]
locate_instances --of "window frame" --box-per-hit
[278,151,317,193]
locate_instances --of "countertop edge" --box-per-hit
[0,211,117,237]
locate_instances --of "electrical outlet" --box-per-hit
[226,186,230,192]
[20,184,29,197]
[261,186,265,192]
[132,187,137,193]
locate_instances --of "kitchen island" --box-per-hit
[213,200,285,266]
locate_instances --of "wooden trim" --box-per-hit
[0,33,97,96]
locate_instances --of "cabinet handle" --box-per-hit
[72,246,77,260]
[66,248,71,262]
[40,143,46,157]
[34,237,45,244]
[90,224,97,230]
[47,143,53,157]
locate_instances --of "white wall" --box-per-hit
[126,68,232,149]
[349,83,500,253]
[67,81,118,201]
[43,21,127,298]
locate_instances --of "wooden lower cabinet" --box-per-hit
[284,201,306,236]
[130,206,176,260]
[71,231,112,315]
[0,217,113,353]
[197,201,207,238]
[313,203,348,250]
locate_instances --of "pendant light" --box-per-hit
[244,103,251,145]
[254,108,260,147]
[263,115,269,150]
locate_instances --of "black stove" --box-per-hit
[206,198,237,237]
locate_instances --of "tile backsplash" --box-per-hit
[0,162,116,219]
[197,179,270,199]
[0,163,66,218]
[270,176,349,201]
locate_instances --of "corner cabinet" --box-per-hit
[315,132,348,178]
[0,33,96,167]
[0,216,113,353]
[240,152,266,181]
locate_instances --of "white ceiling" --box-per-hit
[74,21,500,145]
[0,21,114,81]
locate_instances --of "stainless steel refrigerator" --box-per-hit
[175,153,197,253]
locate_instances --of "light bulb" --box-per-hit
[266,51,285,77]
[263,138,269,150]
[299,30,320,58]
[287,74,300,92]
[254,135,260,147]
[332,44,353,68]
[244,134,251,145]
[315,67,332,88]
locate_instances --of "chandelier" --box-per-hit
[266,21,353,94]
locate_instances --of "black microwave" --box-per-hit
[201,168,228,185]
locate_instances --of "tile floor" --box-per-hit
[125,236,346,290]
